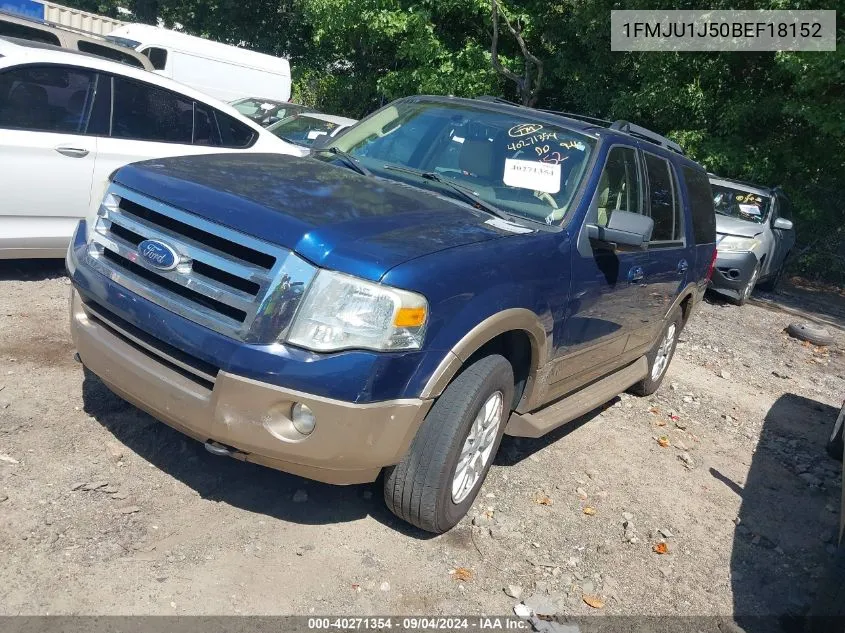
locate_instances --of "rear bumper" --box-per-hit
[70,288,432,484]
[708,250,759,300]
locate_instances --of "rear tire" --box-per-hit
[384,354,514,533]
[629,308,682,396]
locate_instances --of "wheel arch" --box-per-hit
[665,283,698,330]
[420,308,548,409]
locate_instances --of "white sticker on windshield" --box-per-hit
[503,159,561,194]
[260,102,276,110]
[307,130,328,140]
[738,203,761,215]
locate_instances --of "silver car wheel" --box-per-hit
[651,323,677,381]
[451,390,504,504]
[744,266,759,300]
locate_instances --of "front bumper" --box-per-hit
[708,250,759,300]
[70,288,432,484]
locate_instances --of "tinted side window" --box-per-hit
[77,41,145,68]
[682,166,716,245]
[193,103,221,146]
[213,109,257,149]
[0,21,61,46]
[644,153,683,242]
[595,146,642,227]
[0,65,99,134]
[111,76,193,143]
[142,47,168,70]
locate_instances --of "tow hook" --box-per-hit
[204,440,239,457]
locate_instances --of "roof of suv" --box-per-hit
[0,37,269,136]
[406,95,702,169]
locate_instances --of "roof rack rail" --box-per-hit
[610,120,684,155]
[538,109,613,127]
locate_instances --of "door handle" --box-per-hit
[55,146,90,158]
[628,266,644,283]
[677,259,689,274]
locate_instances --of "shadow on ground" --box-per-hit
[0,259,66,282]
[80,368,436,540]
[724,393,842,632]
[495,399,613,467]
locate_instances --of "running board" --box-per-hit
[505,356,648,438]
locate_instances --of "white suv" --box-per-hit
[0,38,300,259]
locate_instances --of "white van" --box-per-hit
[106,23,291,103]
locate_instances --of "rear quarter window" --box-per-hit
[214,109,257,149]
[682,165,717,245]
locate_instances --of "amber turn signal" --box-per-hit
[394,307,427,327]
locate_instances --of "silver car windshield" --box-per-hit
[712,184,771,225]
[322,100,596,224]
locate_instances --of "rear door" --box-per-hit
[0,63,105,255]
[636,151,691,349]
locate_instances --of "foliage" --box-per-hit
[59,0,845,282]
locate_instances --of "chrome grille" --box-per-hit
[86,183,317,343]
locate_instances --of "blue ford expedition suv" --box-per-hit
[67,96,717,532]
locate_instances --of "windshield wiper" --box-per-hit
[381,165,511,220]
[312,147,372,177]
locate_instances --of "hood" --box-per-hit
[715,214,764,238]
[112,153,526,282]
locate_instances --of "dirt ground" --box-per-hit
[0,261,843,625]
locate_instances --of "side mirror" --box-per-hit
[773,217,793,231]
[310,135,331,151]
[586,210,654,248]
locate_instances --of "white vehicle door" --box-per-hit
[0,64,106,256]
[89,74,259,217]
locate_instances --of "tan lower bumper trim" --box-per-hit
[70,289,431,484]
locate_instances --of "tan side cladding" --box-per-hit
[70,289,432,484]
[420,308,549,405]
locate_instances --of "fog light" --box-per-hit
[291,403,316,436]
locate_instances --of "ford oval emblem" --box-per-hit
[138,239,180,271]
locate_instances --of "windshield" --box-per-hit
[269,114,340,146]
[318,100,595,224]
[231,99,304,123]
[712,184,771,225]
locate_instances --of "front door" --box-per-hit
[767,194,797,274]
[545,145,649,398]
[0,64,105,255]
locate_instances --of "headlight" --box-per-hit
[717,235,760,253]
[285,270,428,352]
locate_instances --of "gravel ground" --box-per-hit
[0,261,843,623]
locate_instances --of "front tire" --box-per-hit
[629,308,682,396]
[731,263,761,306]
[384,354,514,533]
